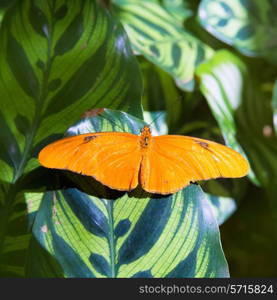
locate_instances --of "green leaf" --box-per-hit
[0,0,142,277]
[113,0,214,91]
[198,0,277,62]
[0,0,142,184]
[0,189,30,277]
[32,109,229,278]
[196,50,277,196]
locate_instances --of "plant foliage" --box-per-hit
[0,0,276,278]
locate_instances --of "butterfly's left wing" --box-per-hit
[141,135,249,194]
[38,132,142,191]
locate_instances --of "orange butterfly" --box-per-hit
[38,125,249,194]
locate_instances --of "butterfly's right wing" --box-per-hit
[141,135,249,194]
[38,132,142,191]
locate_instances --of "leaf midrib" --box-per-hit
[12,1,56,183]
[0,1,57,271]
[106,200,116,278]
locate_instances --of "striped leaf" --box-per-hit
[0,189,32,277]
[0,0,142,277]
[32,109,229,278]
[0,0,142,183]
[196,50,277,198]
[113,0,214,91]
[198,0,277,62]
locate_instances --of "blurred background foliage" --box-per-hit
[0,0,276,277]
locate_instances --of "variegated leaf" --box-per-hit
[33,187,229,278]
[113,0,214,91]
[198,0,277,63]
[0,0,142,184]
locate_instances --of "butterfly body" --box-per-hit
[38,125,249,194]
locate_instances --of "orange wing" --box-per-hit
[38,132,142,191]
[140,135,249,194]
